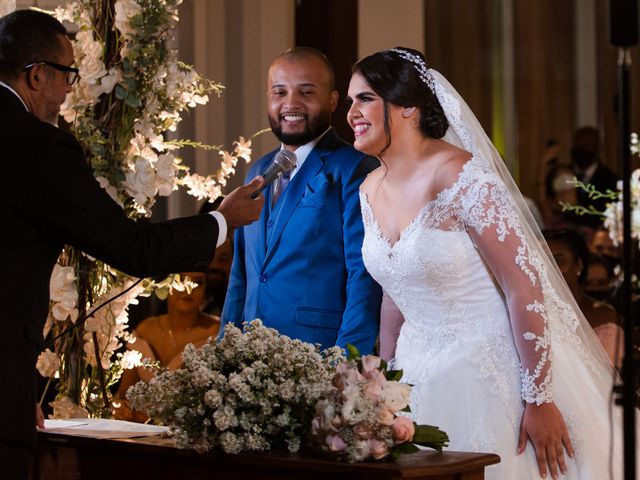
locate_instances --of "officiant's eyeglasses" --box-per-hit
[23,61,79,86]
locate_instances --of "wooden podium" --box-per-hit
[35,431,500,480]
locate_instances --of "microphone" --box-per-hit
[249,149,297,199]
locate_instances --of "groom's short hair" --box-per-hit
[277,46,336,90]
[0,9,68,80]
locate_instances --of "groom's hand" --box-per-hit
[217,176,265,229]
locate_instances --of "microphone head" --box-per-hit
[273,149,297,173]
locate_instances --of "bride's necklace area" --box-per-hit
[377,176,432,217]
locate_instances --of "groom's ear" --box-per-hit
[402,107,417,118]
[330,90,338,112]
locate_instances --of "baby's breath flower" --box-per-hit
[128,320,344,453]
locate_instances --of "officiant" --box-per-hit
[0,9,263,479]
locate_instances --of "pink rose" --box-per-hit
[326,434,347,452]
[374,406,395,426]
[335,361,349,375]
[333,362,365,389]
[368,439,390,460]
[331,415,343,430]
[363,370,387,400]
[391,416,415,443]
[361,355,381,375]
[353,422,375,440]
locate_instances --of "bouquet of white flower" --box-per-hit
[127,320,345,454]
[310,346,449,463]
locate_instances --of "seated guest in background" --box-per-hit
[117,271,219,394]
[199,198,234,316]
[203,237,233,316]
[589,226,621,261]
[570,126,619,229]
[542,164,583,229]
[545,229,623,367]
[537,139,591,235]
[584,253,618,303]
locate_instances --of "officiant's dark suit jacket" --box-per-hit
[220,129,381,353]
[0,85,219,451]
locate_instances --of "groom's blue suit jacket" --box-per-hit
[220,129,381,352]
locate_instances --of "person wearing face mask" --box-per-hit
[570,126,619,229]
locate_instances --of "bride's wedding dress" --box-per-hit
[359,69,633,479]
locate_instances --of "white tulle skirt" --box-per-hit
[398,326,632,480]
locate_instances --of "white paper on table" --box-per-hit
[43,420,88,429]
[43,418,169,439]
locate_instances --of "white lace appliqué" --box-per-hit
[361,159,555,406]
[454,164,554,405]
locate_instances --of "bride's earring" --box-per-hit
[402,107,416,118]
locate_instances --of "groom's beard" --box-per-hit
[268,111,331,146]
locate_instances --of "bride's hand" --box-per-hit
[517,402,574,479]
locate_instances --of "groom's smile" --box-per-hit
[266,53,338,150]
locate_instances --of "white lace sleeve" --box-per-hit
[456,167,553,405]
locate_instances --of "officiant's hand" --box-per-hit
[517,402,574,479]
[35,403,45,429]
[217,176,265,229]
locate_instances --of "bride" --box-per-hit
[347,47,630,479]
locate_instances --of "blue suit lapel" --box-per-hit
[264,150,323,265]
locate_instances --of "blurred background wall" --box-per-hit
[16,0,640,217]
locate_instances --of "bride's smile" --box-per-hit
[346,73,390,156]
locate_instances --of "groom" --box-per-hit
[220,47,381,352]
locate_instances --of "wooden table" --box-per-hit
[35,431,500,480]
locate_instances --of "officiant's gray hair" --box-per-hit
[0,9,68,81]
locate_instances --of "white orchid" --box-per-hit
[120,350,143,370]
[156,153,179,196]
[114,0,142,38]
[124,157,160,205]
[50,397,89,419]
[180,173,223,201]
[47,0,255,417]
[36,349,60,378]
[49,265,78,322]
[234,136,252,161]
[83,281,143,369]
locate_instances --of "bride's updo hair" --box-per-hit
[353,47,448,146]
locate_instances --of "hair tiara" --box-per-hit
[387,48,436,94]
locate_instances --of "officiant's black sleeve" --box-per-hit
[0,89,219,453]
[29,128,219,277]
